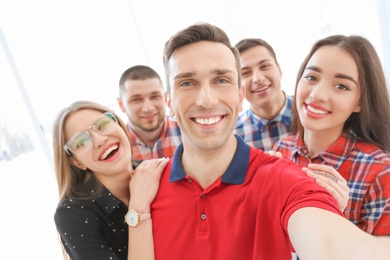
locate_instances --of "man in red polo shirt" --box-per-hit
[134,23,390,259]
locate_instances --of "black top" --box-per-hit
[54,177,129,260]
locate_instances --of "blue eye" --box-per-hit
[217,78,228,84]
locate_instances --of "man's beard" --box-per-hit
[132,116,164,133]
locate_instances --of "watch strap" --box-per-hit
[139,212,151,221]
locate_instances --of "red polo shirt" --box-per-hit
[151,136,342,259]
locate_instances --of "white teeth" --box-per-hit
[195,116,221,125]
[307,105,328,115]
[101,144,118,160]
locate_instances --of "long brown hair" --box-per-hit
[52,100,131,203]
[292,35,390,151]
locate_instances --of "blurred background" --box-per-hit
[0,0,389,258]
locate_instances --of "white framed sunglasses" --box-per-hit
[63,111,118,156]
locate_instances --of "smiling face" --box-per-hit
[64,109,132,177]
[167,41,244,151]
[239,45,283,111]
[118,78,167,133]
[296,46,361,138]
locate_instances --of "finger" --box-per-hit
[306,170,347,199]
[307,164,345,181]
[306,164,348,185]
[305,168,339,183]
[274,152,283,158]
[306,170,350,211]
[315,178,346,211]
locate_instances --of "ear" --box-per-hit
[277,63,283,79]
[353,103,361,113]
[117,97,126,113]
[69,157,87,171]
[167,96,175,117]
[239,85,246,112]
[163,91,168,104]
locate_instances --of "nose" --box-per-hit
[195,84,218,108]
[253,69,265,84]
[309,81,329,102]
[89,129,108,149]
[141,98,154,112]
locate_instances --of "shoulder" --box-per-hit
[55,197,96,217]
[249,147,299,176]
[165,116,179,126]
[236,110,252,127]
[273,135,297,150]
[164,116,182,136]
[354,140,390,166]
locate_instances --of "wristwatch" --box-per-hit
[125,210,151,227]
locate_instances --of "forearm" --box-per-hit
[289,207,390,260]
[127,218,155,260]
[348,235,390,260]
[126,199,155,260]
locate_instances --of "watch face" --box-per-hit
[126,210,139,227]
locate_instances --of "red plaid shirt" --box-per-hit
[128,116,182,160]
[273,132,390,236]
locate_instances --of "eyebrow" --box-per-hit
[306,66,358,85]
[174,71,195,80]
[174,69,235,80]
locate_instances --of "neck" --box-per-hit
[94,172,131,206]
[181,134,237,189]
[303,129,342,158]
[132,122,164,148]
[251,91,286,120]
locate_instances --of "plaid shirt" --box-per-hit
[128,116,182,160]
[235,94,293,151]
[273,132,390,236]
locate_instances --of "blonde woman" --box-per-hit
[52,100,168,259]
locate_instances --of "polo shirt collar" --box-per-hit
[169,135,250,184]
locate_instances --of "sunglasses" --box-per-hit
[63,112,118,156]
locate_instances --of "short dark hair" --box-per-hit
[235,38,278,64]
[119,65,162,97]
[163,22,241,95]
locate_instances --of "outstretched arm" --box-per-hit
[127,158,169,260]
[288,207,390,260]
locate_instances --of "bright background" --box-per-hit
[0,0,389,258]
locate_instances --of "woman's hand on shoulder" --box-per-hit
[129,158,169,211]
[302,163,350,212]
